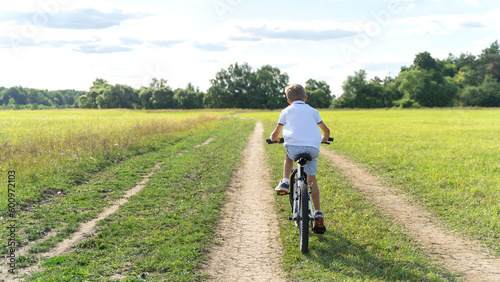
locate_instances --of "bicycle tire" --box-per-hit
[299,182,309,253]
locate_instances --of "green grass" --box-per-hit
[0,109,229,207]
[2,114,219,254]
[0,109,243,280]
[319,109,500,255]
[22,118,254,281]
[262,119,459,281]
[7,148,161,266]
[4,108,499,281]
[244,109,500,255]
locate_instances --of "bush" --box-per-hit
[394,97,421,108]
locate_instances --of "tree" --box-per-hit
[91,78,110,91]
[174,84,203,109]
[460,75,500,107]
[49,91,65,106]
[363,77,388,108]
[452,52,476,70]
[306,89,331,108]
[305,79,332,108]
[211,63,235,108]
[7,97,16,109]
[27,89,45,105]
[476,41,500,82]
[397,68,457,107]
[79,78,111,108]
[151,86,176,109]
[79,90,100,109]
[381,76,402,106]
[206,62,289,109]
[138,87,153,109]
[413,51,438,71]
[459,65,481,87]
[115,84,138,109]
[213,62,255,108]
[82,79,139,109]
[332,69,375,108]
[255,65,289,109]
[149,78,168,90]
[1,87,27,105]
[437,59,457,78]
[204,85,228,108]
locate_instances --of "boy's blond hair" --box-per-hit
[285,84,306,102]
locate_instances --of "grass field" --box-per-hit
[0,109,232,207]
[1,109,253,280]
[324,109,500,256]
[22,118,254,281]
[244,109,500,257]
[263,119,458,281]
[1,108,499,281]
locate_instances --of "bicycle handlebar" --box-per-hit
[266,137,333,145]
[266,137,284,144]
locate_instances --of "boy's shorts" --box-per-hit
[285,145,319,176]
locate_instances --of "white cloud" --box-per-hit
[236,25,356,41]
[391,12,495,35]
[472,38,497,47]
[463,0,479,6]
[386,29,402,36]
[1,0,498,93]
[1,8,148,30]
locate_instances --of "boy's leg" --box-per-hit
[308,173,326,234]
[307,174,320,211]
[276,154,294,192]
[284,154,293,180]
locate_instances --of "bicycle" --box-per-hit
[266,137,333,253]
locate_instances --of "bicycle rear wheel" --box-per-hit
[299,182,309,253]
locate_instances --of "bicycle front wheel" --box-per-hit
[299,183,309,254]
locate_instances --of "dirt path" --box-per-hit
[322,150,500,281]
[204,121,286,281]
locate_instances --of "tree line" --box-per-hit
[333,41,500,108]
[78,64,333,110]
[1,63,331,110]
[2,41,499,110]
[0,87,85,110]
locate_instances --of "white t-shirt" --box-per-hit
[278,101,323,150]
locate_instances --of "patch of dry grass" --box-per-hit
[0,109,226,205]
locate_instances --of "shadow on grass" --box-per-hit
[310,231,459,281]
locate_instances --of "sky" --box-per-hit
[0,0,499,95]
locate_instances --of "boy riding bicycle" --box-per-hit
[269,84,330,233]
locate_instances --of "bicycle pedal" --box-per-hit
[312,224,326,234]
[276,191,289,195]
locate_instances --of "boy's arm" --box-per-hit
[270,124,284,142]
[318,122,330,143]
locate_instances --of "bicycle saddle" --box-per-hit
[294,153,312,161]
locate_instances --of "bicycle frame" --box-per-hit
[266,136,333,253]
[290,160,314,226]
[288,156,315,253]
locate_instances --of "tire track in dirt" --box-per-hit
[2,138,215,280]
[4,161,164,280]
[322,150,500,281]
[204,121,286,281]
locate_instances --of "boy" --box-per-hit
[269,84,330,233]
